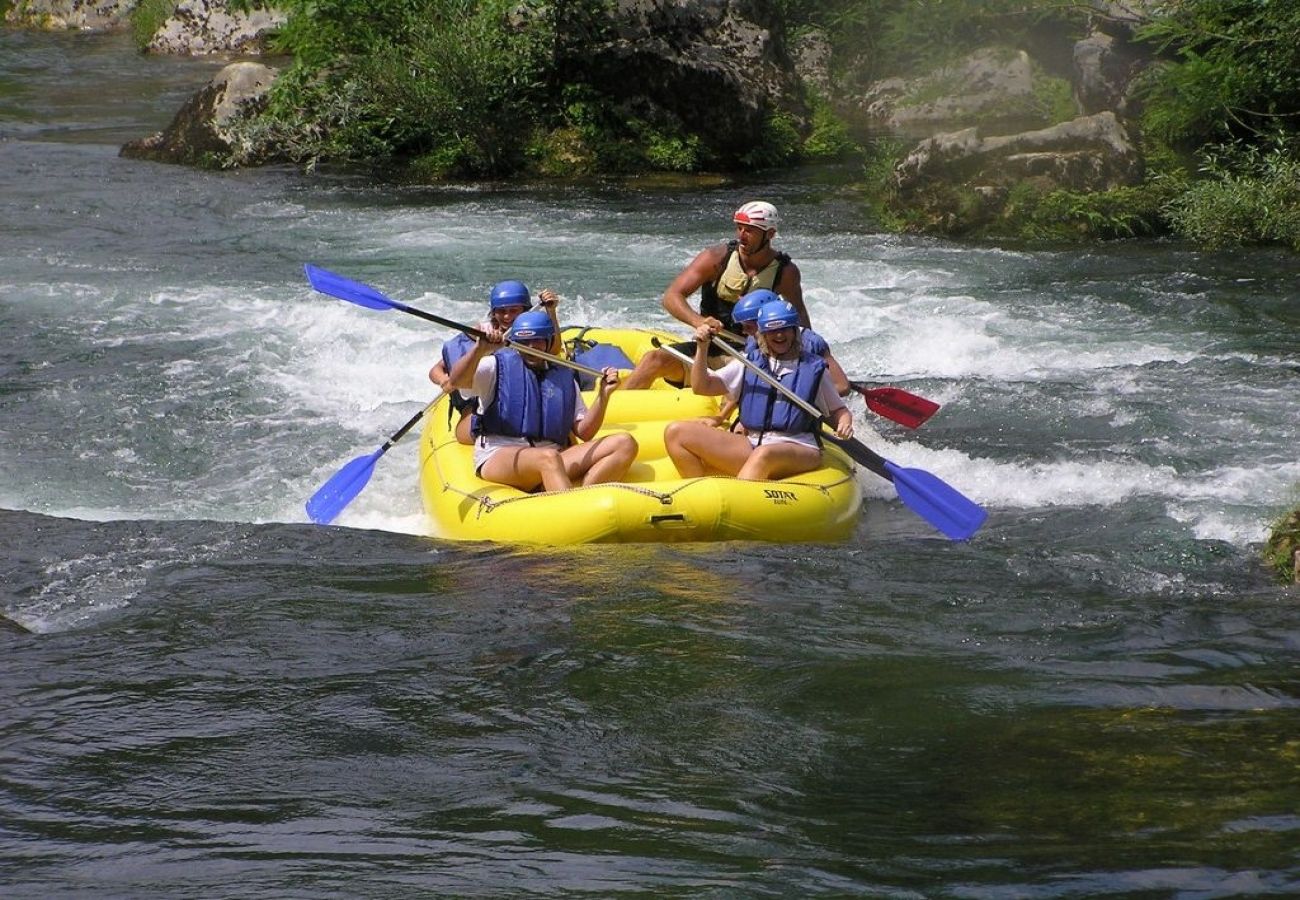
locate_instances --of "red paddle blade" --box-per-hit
[853,384,940,429]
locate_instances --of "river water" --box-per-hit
[3,29,1299,898]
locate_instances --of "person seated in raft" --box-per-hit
[428,280,560,444]
[699,289,851,430]
[664,300,853,481]
[731,288,850,396]
[448,309,638,493]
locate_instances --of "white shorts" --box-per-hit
[473,435,564,475]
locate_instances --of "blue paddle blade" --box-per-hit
[305,449,383,525]
[303,264,397,311]
[884,460,988,541]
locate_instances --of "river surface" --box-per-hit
[3,29,1299,899]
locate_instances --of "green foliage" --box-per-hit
[739,111,802,170]
[130,0,176,51]
[1136,0,1300,147]
[524,88,706,176]
[241,0,560,175]
[802,93,860,162]
[1163,139,1300,250]
[1008,180,1183,243]
[1264,506,1300,584]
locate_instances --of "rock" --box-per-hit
[792,28,833,95]
[1073,29,1148,116]
[1087,0,1160,41]
[4,0,134,30]
[896,111,1142,196]
[120,62,280,166]
[573,0,807,161]
[847,47,1062,141]
[147,0,287,56]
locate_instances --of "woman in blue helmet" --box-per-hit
[428,279,560,444]
[448,309,638,493]
[732,289,850,396]
[664,299,853,481]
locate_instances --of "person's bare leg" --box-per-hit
[736,442,822,481]
[622,349,686,390]
[562,433,638,485]
[478,446,572,492]
[665,420,753,477]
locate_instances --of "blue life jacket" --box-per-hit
[440,332,476,371]
[737,351,827,435]
[573,343,635,390]
[473,349,578,446]
[440,332,479,417]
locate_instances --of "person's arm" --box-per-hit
[687,322,730,397]
[573,367,620,442]
[827,404,853,439]
[774,260,810,327]
[537,289,562,356]
[429,359,451,390]
[816,377,853,439]
[449,328,503,390]
[823,349,850,396]
[662,245,728,328]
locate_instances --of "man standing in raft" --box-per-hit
[448,310,637,493]
[622,200,809,389]
[664,300,852,481]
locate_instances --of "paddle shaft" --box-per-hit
[709,336,892,481]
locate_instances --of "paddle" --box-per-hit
[708,336,987,541]
[306,394,443,525]
[303,264,604,380]
[848,382,940,429]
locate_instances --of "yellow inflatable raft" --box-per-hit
[418,327,861,544]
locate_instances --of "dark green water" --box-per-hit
[2,28,1298,898]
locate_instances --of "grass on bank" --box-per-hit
[1264,506,1300,584]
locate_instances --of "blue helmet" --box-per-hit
[489,279,531,310]
[507,309,555,342]
[757,299,800,333]
[733,289,778,324]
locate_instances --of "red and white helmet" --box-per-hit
[733,201,779,232]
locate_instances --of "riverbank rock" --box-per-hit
[146,0,286,56]
[846,48,1057,141]
[897,111,1140,195]
[892,111,1141,233]
[120,61,280,166]
[573,0,807,161]
[4,0,134,30]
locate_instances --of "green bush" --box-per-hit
[1136,0,1300,148]
[739,111,802,170]
[1009,180,1184,243]
[1163,140,1300,250]
[130,0,176,51]
[1264,506,1300,583]
[802,93,860,162]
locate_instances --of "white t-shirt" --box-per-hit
[716,355,845,449]
[463,354,589,470]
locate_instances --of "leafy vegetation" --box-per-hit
[1264,505,1300,583]
[130,0,177,51]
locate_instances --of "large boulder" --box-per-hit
[147,0,286,56]
[846,48,1068,141]
[1073,29,1148,116]
[120,61,280,166]
[896,111,1142,197]
[572,0,807,161]
[3,0,134,30]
